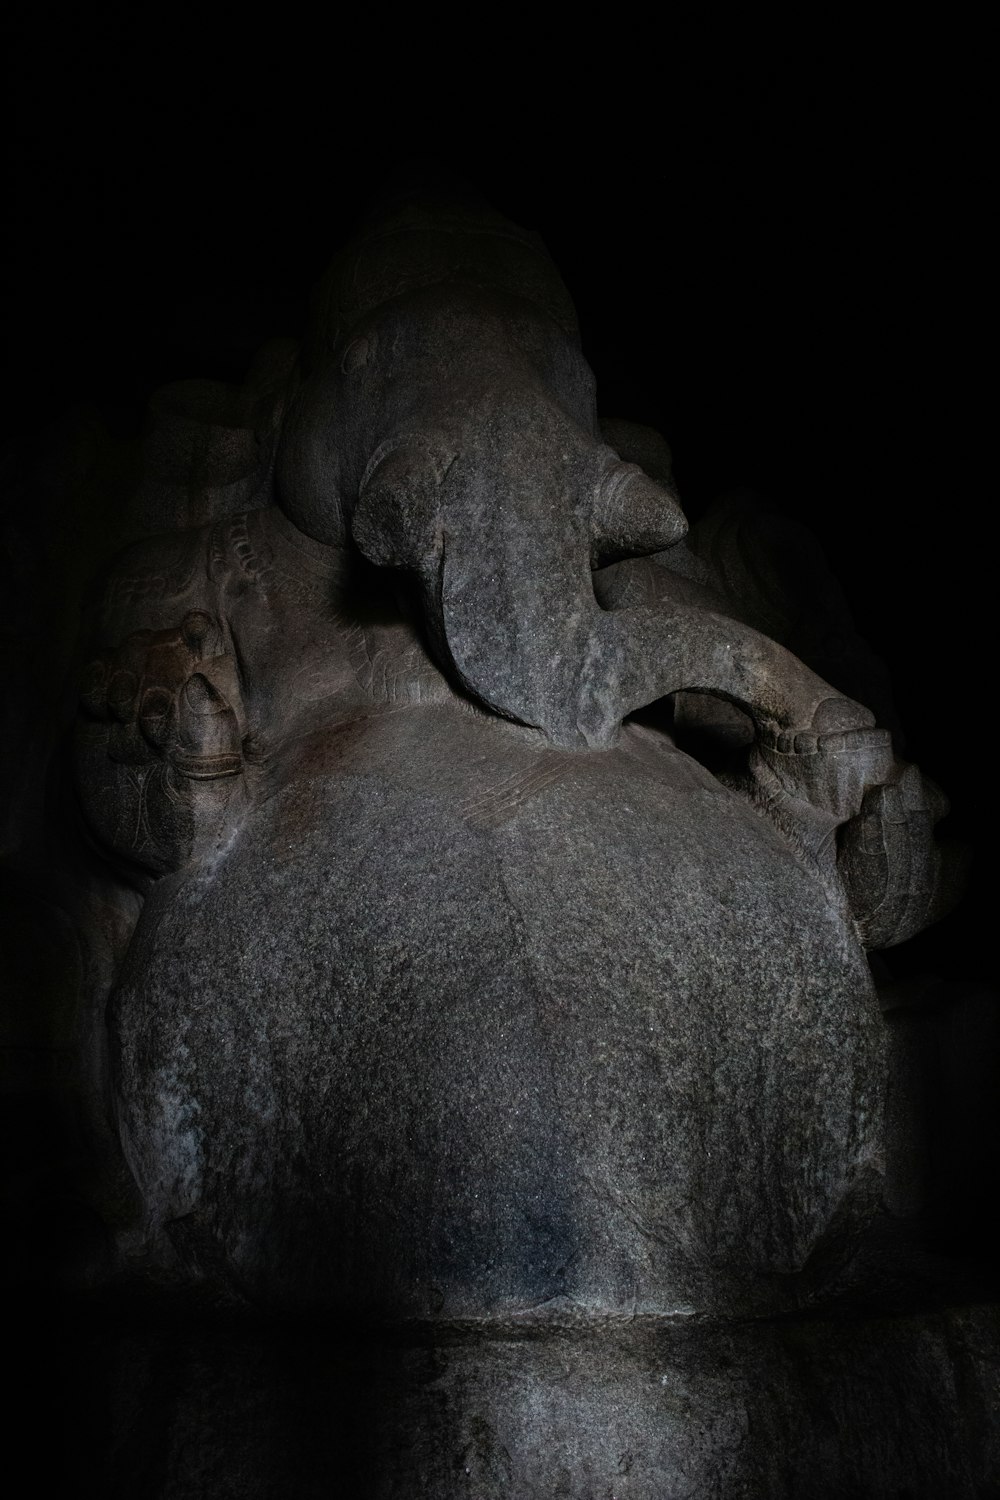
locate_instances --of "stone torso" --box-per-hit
[104,510,884,1320]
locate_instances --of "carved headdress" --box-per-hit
[305,193,580,368]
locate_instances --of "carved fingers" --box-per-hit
[749,724,895,826]
[837,763,966,949]
[75,612,247,875]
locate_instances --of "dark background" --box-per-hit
[2,19,990,981]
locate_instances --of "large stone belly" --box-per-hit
[111,711,885,1317]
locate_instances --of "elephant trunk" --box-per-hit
[352,417,687,748]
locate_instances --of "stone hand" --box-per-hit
[836,762,965,948]
[75,611,246,875]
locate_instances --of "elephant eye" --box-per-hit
[341,334,376,375]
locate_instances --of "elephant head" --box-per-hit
[275,199,688,748]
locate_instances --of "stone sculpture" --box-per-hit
[53,190,985,1493]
